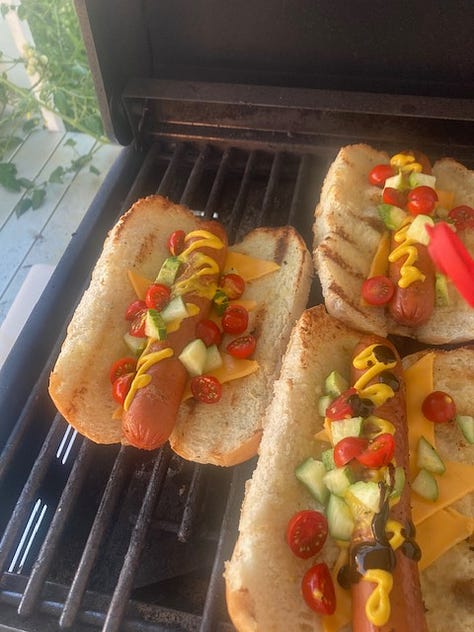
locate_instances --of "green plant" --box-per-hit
[0,0,108,215]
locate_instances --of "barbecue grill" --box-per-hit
[1,1,473,630]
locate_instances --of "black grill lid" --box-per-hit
[75,0,474,144]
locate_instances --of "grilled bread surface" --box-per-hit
[49,195,313,465]
[313,144,474,344]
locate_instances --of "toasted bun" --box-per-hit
[225,306,473,631]
[49,196,312,465]
[313,144,474,344]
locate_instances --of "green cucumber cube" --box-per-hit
[203,344,223,373]
[160,296,188,323]
[178,338,208,376]
[416,436,446,474]
[456,415,474,444]
[406,214,435,245]
[378,203,408,230]
[324,370,349,398]
[155,256,181,286]
[321,448,336,471]
[345,481,381,514]
[145,309,167,340]
[435,273,450,307]
[295,457,329,505]
[323,467,353,497]
[331,417,363,445]
[318,394,332,418]
[327,494,354,541]
[411,468,439,501]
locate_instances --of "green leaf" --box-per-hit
[64,138,77,148]
[18,177,34,190]
[23,118,40,133]
[0,162,21,191]
[15,198,32,216]
[31,187,46,209]
[49,166,65,183]
[89,164,100,176]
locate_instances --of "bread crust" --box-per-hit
[49,196,312,465]
[313,144,474,344]
[225,306,473,631]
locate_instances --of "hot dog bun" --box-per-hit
[224,306,473,631]
[313,144,474,344]
[49,195,312,466]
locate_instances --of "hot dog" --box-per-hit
[225,306,474,631]
[49,195,313,465]
[314,144,474,344]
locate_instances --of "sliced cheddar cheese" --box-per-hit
[224,250,280,281]
[416,507,473,571]
[323,546,352,632]
[181,354,259,401]
[128,269,153,300]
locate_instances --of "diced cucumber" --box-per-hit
[406,214,435,245]
[123,332,146,356]
[321,448,336,471]
[456,414,474,444]
[203,344,223,373]
[411,468,439,501]
[318,395,332,417]
[345,481,381,514]
[178,338,208,376]
[408,172,436,189]
[389,466,406,498]
[145,309,167,340]
[295,457,329,505]
[160,296,188,323]
[155,256,181,286]
[330,417,363,445]
[324,370,349,398]
[416,436,446,474]
[323,467,353,497]
[384,173,405,191]
[213,289,229,315]
[378,204,408,230]
[435,273,450,306]
[327,494,354,541]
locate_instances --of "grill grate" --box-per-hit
[0,140,324,631]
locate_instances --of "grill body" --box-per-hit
[1,1,474,630]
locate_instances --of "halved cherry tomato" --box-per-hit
[190,375,222,403]
[110,357,137,383]
[368,164,395,188]
[196,319,222,346]
[361,275,395,306]
[129,311,147,337]
[382,187,408,208]
[167,229,186,256]
[356,433,395,468]
[145,283,171,311]
[325,387,357,420]
[112,373,134,405]
[221,304,249,334]
[406,186,438,216]
[448,205,474,231]
[301,562,336,615]
[219,273,246,299]
[422,390,456,423]
[286,510,328,559]
[333,436,369,467]
[125,299,147,321]
[226,334,256,359]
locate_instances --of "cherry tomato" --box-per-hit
[448,205,474,231]
[286,510,328,559]
[219,273,246,299]
[325,387,358,420]
[125,299,147,321]
[361,275,395,306]
[167,229,186,256]
[112,373,134,405]
[145,283,171,311]
[221,304,249,334]
[422,390,457,423]
[196,319,222,346]
[226,334,256,359]
[406,186,438,216]
[382,187,408,208]
[333,436,369,467]
[356,433,395,468]
[190,375,223,403]
[129,311,147,337]
[301,562,336,615]
[110,357,137,383]
[368,164,395,188]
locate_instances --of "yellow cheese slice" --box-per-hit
[411,459,474,524]
[127,270,153,300]
[224,251,280,281]
[416,507,473,571]
[323,546,352,632]
[404,352,436,477]
[368,230,391,278]
[181,354,259,401]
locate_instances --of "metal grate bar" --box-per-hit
[204,147,232,219]
[59,446,132,628]
[288,154,312,226]
[0,415,65,571]
[157,142,186,196]
[259,151,283,224]
[227,150,257,239]
[177,464,204,543]
[102,445,172,632]
[179,145,211,207]
[18,439,94,616]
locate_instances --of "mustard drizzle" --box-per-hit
[362,569,393,626]
[388,221,426,288]
[352,344,396,408]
